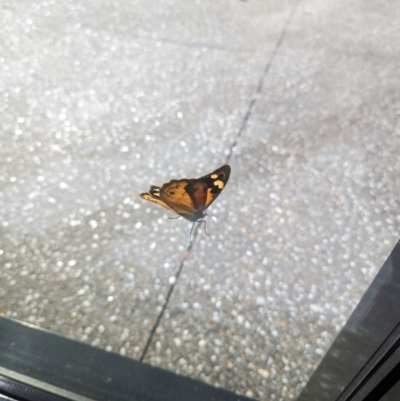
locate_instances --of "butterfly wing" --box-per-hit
[160,164,231,221]
[197,164,230,211]
[139,185,180,215]
[159,179,205,221]
[140,165,230,222]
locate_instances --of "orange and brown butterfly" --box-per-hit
[139,165,231,224]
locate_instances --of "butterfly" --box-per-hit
[140,164,230,237]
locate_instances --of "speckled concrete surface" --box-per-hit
[0,0,399,400]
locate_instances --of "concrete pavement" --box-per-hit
[1,0,399,399]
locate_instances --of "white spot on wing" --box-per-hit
[214,180,224,189]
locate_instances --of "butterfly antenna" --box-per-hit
[204,213,228,223]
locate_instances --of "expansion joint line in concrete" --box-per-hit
[225,0,299,165]
[140,0,299,363]
[139,224,200,362]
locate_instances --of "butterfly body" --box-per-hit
[140,165,230,221]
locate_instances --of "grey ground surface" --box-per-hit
[1,0,399,400]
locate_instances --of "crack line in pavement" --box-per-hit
[140,223,200,362]
[140,0,299,362]
[225,0,299,165]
